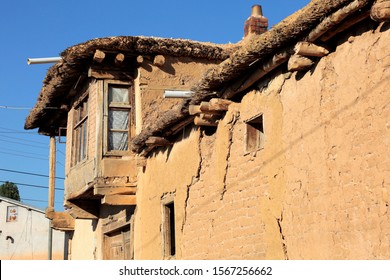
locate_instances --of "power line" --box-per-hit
[0,168,65,180]
[0,180,64,191]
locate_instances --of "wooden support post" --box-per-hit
[93,49,106,63]
[371,0,390,22]
[102,195,137,206]
[145,136,171,147]
[48,136,56,210]
[154,55,166,67]
[115,53,125,65]
[294,42,329,57]
[288,54,315,72]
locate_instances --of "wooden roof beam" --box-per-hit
[93,49,106,63]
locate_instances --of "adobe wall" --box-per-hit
[137,57,219,128]
[136,22,390,259]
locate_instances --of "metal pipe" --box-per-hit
[163,90,193,98]
[27,57,62,65]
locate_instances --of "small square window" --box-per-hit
[245,114,264,153]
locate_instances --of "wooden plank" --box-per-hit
[88,67,133,79]
[102,195,137,206]
[94,186,137,196]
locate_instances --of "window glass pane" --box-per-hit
[109,110,129,130]
[109,86,129,104]
[108,132,128,151]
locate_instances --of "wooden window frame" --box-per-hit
[162,197,176,259]
[103,80,134,156]
[71,94,88,166]
[245,113,265,153]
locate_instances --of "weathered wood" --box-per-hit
[145,136,171,146]
[194,115,218,126]
[222,51,290,99]
[189,105,202,115]
[154,55,166,67]
[66,202,99,219]
[102,195,137,206]
[306,0,370,42]
[321,10,370,42]
[48,136,56,209]
[49,212,75,231]
[294,42,329,57]
[115,53,125,65]
[199,101,210,112]
[371,0,390,22]
[288,54,315,72]
[208,98,232,111]
[200,113,220,121]
[136,55,144,64]
[88,67,133,80]
[93,49,106,63]
[190,99,232,115]
[94,186,137,196]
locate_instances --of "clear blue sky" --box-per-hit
[0,0,309,211]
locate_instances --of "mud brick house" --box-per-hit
[25,0,390,259]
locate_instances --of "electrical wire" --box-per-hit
[0,180,64,191]
[0,168,65,180]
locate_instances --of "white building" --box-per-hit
[0,196,66,260]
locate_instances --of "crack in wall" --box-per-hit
[220,112,239,200]
[276,211,289,260]
[181,130,203,232]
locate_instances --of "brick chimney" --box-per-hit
[244,5,268,37]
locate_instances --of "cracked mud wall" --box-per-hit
[135,22,390,260]
[134,127,202,259]
[280,22,390,259]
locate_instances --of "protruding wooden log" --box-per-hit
[189,105,202,115]
[194,116,218,126]
[371,0,390,22]
[154,55,166,67]
[288,54,315,72]
[294,42,329,57]
[199,101,210,112]
[93,49,106,63]
[115,53,125,65]
[145,136,171,147]
[208,98,232,111]
[136,55,144,64]
[102,195,137,206]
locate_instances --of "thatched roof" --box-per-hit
[24,36,232,134]
[131,0,374,153]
